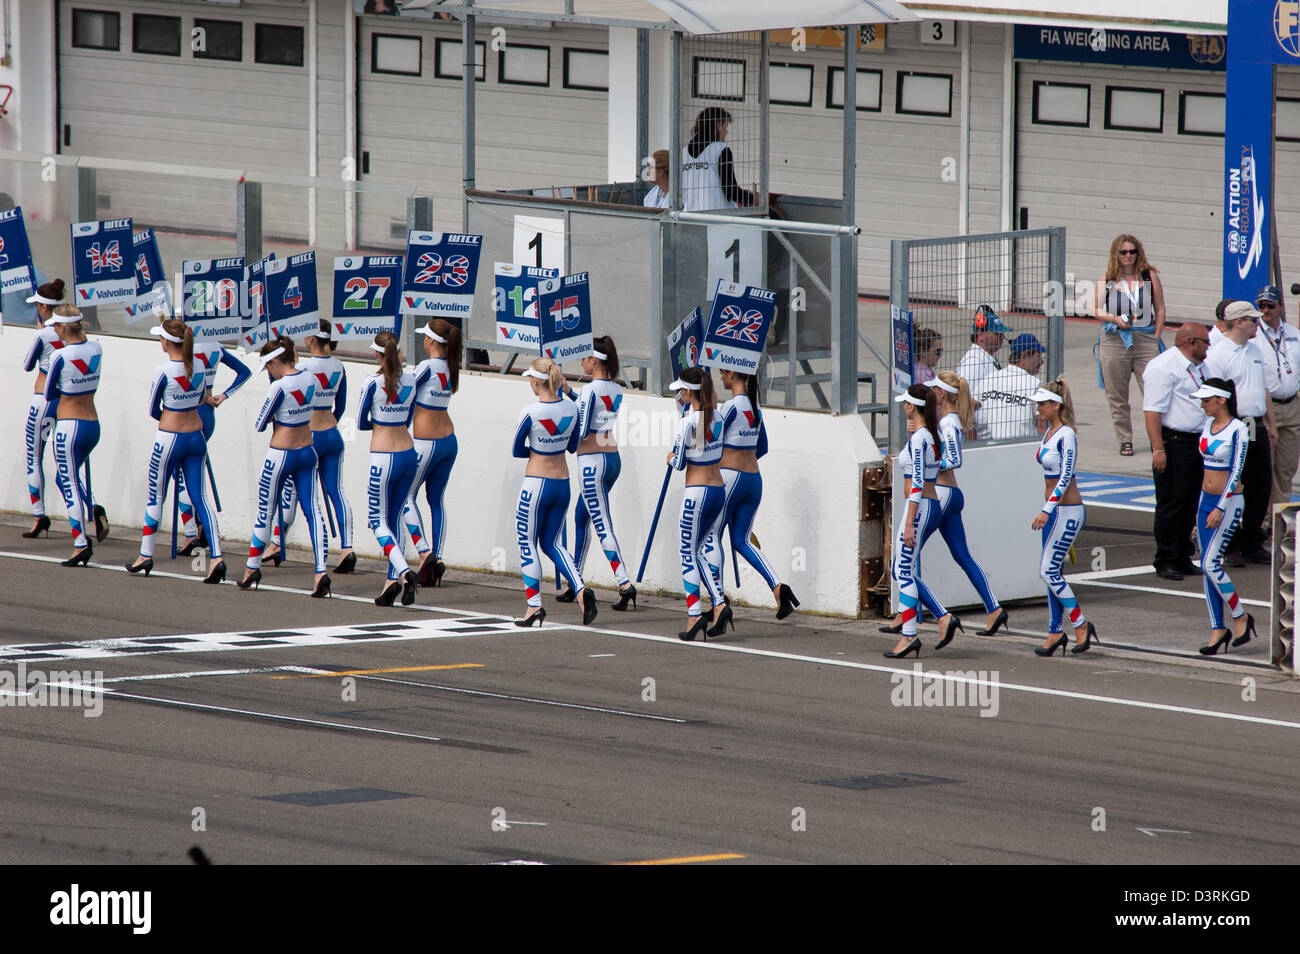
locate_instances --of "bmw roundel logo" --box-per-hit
[344,257,354,268]
[191,262,201,272]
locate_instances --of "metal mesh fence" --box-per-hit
[890,228,1065,452]
[679,31,765,214]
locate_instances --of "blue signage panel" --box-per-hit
[71,218,136,305]
[537,271,593,363]
[122,229,172,324]
[667,306,704,381]
[0,207,36,297]
[183,256,244,341]
[400,231,482,323]
[493,262,559,349]
[700,281,775,375]
[1014,24,1225,71]
[331,255,403,340]
[239,255,274,350]
[891,304,914,393]
[265,251,320,342]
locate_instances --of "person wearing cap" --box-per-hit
[1209,297,1234,347]
[125,317,225,583]
[955,304,1010,396]
[358,331,419,607]
[401,318,463,589]
[973,332,1045,441]
[1204,300,1276,565]
[643,149,670,209]
[43,304,107,566]
[668,366,729,641]
[513,356,597,628]
[20,278,68,539]
[1142,323,1211,580]
[1191,377,1257,655]
[238,336,331,599]
[1094,234,1166,457]
[1253,284,1300,509]
[266,320,355,575]
[1031,378,1099,655]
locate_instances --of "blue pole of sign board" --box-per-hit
[170,475,179,560]
[636,466,673,584]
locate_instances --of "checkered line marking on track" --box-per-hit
[0,617,519,664]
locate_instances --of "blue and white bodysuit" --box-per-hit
[670,408,726,617]
[513,396,583,607]
[358,371,418,581]
[568,378,629,586]
[248,369,327,574]
[717,394,782,590]
[275,353,353,552]
[44,340,103,550]
[1198,417,1249,629]
[1037,424,1087,633]
[894,426,944,638]
[401,356,458,562]
[177,340,250,541]
[23,325,63,518]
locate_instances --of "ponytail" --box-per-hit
[907,383,940,449]
[163,317,193,377]
[1043,376,1076,428]
[937,370,973,432]
[431,318,461,393]
[316,317,338,354]
[592,334,620,379]
[374,331,402,403]
[1202,376,1239,420]
[37,278,66,303]
[680,366,715,447]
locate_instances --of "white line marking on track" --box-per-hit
[101,667,286,683]
[588,653,616,658]
[1067,563,1175,581]
[1069,578,1269,608]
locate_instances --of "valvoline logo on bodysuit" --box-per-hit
[315,371,340,392]
[1200,436,1222,456]
[538,416,574,436]
[195,352,214,369]
[741,409,756,427]
[436,372,449,391]
[173,375,197,393]
[710,421,723,442]
[70,355,101,376]
[599,394,622,413]
[393,385,413,405]
[289,384,316,407]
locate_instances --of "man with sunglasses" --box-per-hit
[1254,285,1300,512]
[1205,300,1277,565]
[1142,323,1211,580]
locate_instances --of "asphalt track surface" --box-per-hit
[1,511,1297,866]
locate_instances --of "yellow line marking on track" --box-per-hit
[272,663,484,679]
[611,853,745,866]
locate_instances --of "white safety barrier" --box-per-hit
[3,330,882,617]
[891,442,1056,612]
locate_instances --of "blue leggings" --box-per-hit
[140,429,221,560]
[52,419,100,549]
[368,448,418,580]
[403,433,458,559]
[176,404,217,539]
[572,451,629,586]
[720,468,781,591]
[25,394,56,517]
[249,445,326,574]
[517,475,584,607]
[1198,492,1244,630]
[277,427,355,551]
[916,485,999,618]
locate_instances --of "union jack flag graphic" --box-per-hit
[136,253,152,286]
[442,254,471,288]
[414,252,443,285]
[87,241,122,274]
[0,236,7,266]
[714,305,763,344]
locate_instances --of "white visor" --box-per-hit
[930,378,959,395]
[149,325,184,344]
[1030,388,1063,404]
[258,346,286,369]
[419,324,447,344]
[313,327,332,339]
[47,311,84,325]
[1191,384,1232,400]
[670,378,701,391]
[369,342,389,355]
[523,367,551,381]
[26,292,64,306]
[894,392,926,407]
[591,349,608,361]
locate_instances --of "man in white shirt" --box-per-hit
[956,304,1012,396]
[1142,323,1210,579]
[1204,300,1277,564]
[1254,284,1300,508]
[973,332,1044,441]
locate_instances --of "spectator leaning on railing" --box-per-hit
[973,332,1045,441]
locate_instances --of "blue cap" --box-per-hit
[973,304,1012,335]
[1256,284,1282,304]
[1009,332,1045,356]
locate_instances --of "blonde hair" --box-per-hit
[530,356,564,394]
[52,304,84,335]
[1042,376,1075,427]
[1104,233,1157,283]
[936,370,973,432]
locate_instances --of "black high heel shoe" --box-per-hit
[515,607,547,627]
[775,584,800,620]
[311,573,332,599]
[555,586,577,604]
[611,584,637,611]
[1199,631,1232,656]
[1070,621,1100,655]
[125,557,153,577]
[1035,633,1069,657]
[878,619,904,634]
[1232,612,1256,648]
[582,589,599,626]
[375,580,401,606]
[706,604,734,638]
[237,568,262,591]
[334,551,357,575]
[22,516,51,539]
[679,616,709,641]
[177,537,203,557]
[203,560,227,585]
[884,637,921,659]
[935,615,964,650]
[976,607,1009,636]
[93,505,110,542]
[267,545,283,568]
[62,543,92,568]
[400,569,419,606]
[428,559,446,587]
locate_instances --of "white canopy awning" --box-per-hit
[642,0,918,34]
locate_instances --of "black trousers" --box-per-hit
[1233,418,1272,555]
[1152,428,1202,568]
